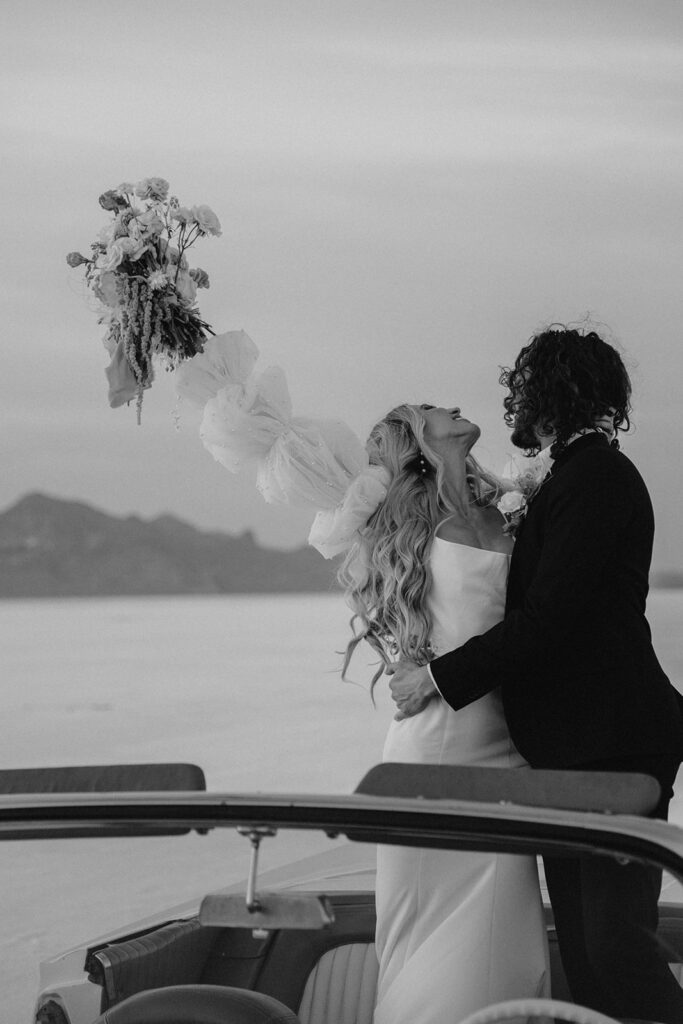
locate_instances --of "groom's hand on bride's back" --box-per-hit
[386,661,438,720]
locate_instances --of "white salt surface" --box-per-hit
[0,594,391,1020]
[1,591,682,1020]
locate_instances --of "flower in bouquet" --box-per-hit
[66,251,89,268]
[134,177,170,201]
[190,267,210,288]
[98,189,128,212]
[66,178,221,422]
[191,204,222,236]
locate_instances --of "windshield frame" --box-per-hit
[2,790,683,883]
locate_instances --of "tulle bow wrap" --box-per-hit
[176,331,388,556]
[308,464,390,559]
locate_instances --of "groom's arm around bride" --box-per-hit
[389,325,683,1023]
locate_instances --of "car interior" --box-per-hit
[3,763,682,1024]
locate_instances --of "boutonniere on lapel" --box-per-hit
[496,490,528,537]
[497,447,554,538]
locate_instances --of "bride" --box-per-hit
[177,332,549,1024]
[336,402,549,1024]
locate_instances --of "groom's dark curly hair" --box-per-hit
[500,325,632,455]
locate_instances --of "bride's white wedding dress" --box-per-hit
[374,536,550,1024]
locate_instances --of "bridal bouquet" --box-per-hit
[66,177,221,421]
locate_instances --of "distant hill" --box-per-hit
[651,570,683,590]
[0,494,339,597]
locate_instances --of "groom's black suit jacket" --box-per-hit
[430,432,683,768]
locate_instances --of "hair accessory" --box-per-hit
[176,331,390,558]
[418,451,428,475]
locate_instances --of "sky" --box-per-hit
[1,0,682,570]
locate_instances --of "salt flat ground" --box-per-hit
[1,591,682,1021]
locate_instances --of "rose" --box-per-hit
[119,236,147,261]
[191,204,222,236]
[66,251,89,268]
[131,208,165,237]
[171,206,193,225]
[497,489,529,538]
[92,270,120,307]
[516,470,542,493]
[134,177,170,201]
[98,189,127,211]
[96,244,125,272]
[126,218,144,244]
[96,236,147,271]
[497,490,526,516]
[189,267,210,288]
[98,222,116,246]
[113,210,136,238]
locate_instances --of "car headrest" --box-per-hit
[355,764,662,816]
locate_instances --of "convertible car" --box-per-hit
[2,761,683,1024]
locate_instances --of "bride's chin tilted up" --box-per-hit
[466,421,481,445]
[454,418,481,452]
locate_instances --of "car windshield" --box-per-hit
[3,782,683,1024]
[3,592,683,1023]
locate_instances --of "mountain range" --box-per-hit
[1,493,680,599]
[0,494,339,597]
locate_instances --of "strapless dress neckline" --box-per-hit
[432,535,511,559]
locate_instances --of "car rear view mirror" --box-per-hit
[199,892,335,931]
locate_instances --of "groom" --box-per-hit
[388,326,683,1022]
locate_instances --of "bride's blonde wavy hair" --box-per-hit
[338,404,504,695]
